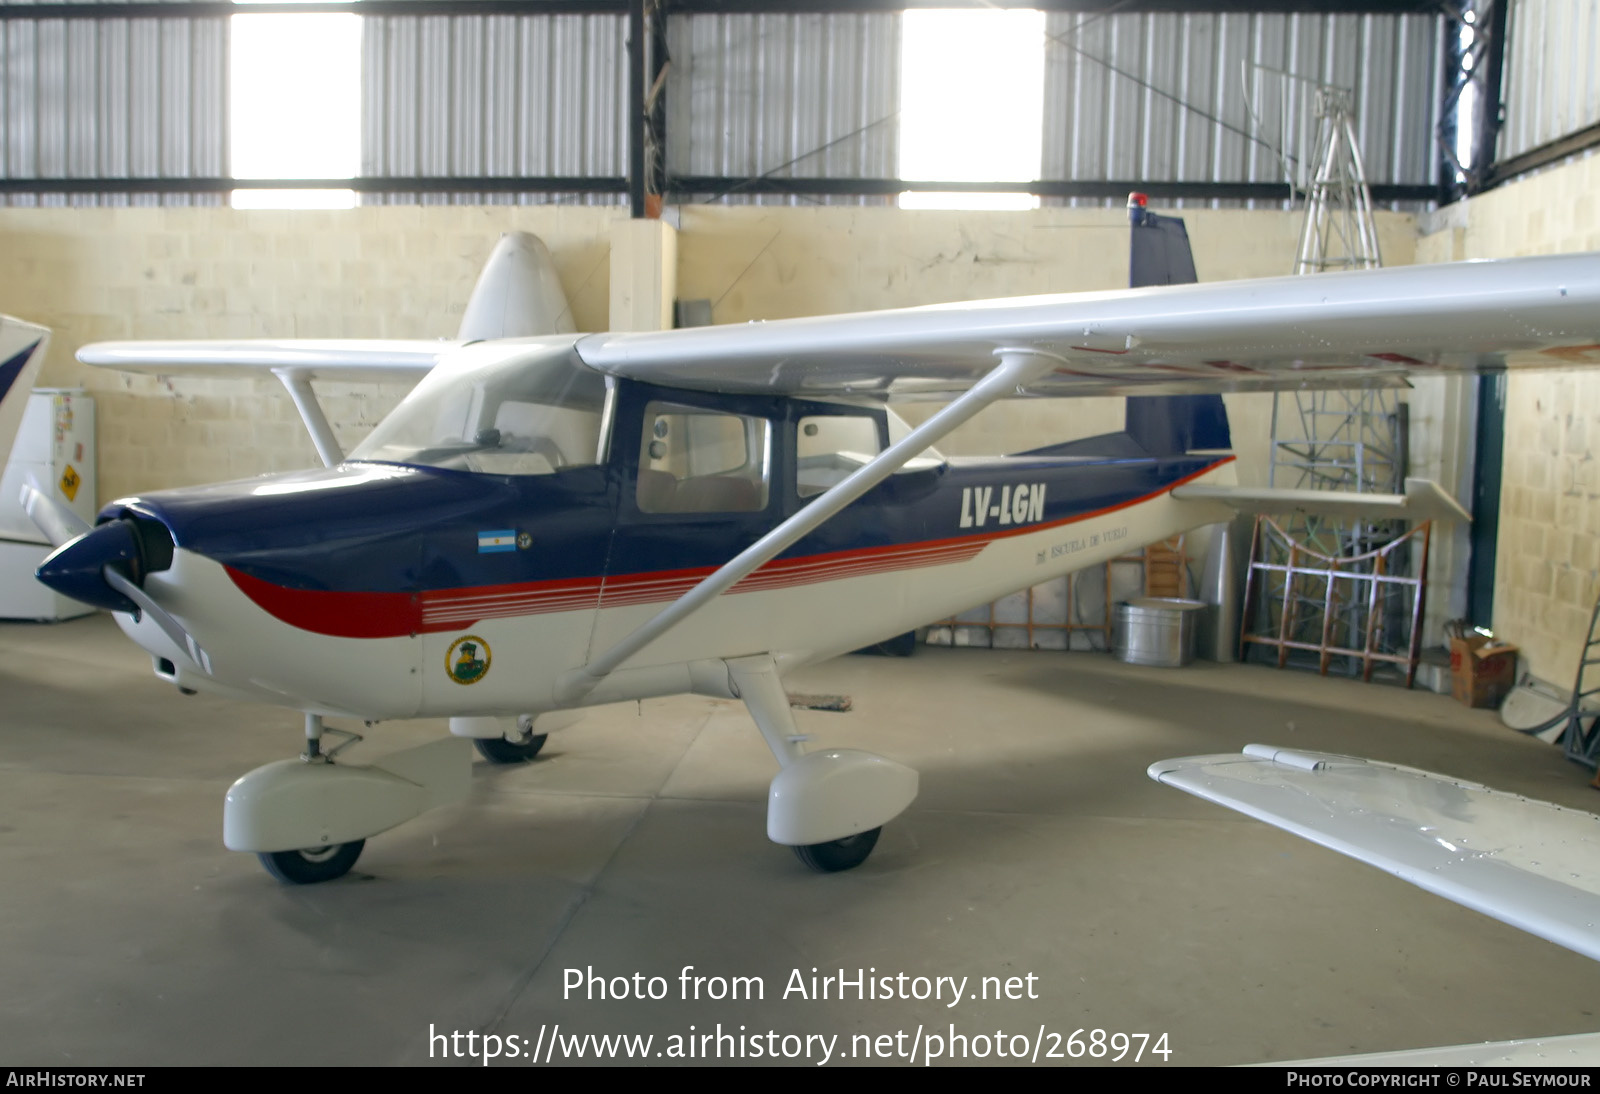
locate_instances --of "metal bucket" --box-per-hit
[1113,598,1206,668]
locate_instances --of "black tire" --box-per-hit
[851,631,918,657]
[258,840,365,884]
[792,827,881,873]
[473,733,549,764]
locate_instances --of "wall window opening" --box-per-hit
[898,9,1046,211]
[230,3,361,209]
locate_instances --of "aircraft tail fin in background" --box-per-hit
[1127,194,1199,287]
[1022,196,1230,460]
[457,231,577,340]
[0,315,49,474]
[1124,194,1230,457]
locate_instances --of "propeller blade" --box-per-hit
[20,478,89,547]
[102,566,213,674]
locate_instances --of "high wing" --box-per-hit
[75,339,450,382]
[1148,746,1600,963]
[76,254,1600,402]
[576,253,1600,398]
[77,339,452,467]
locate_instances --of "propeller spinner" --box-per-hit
[27,488,212,673]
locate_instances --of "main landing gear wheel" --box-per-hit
[473,733,549,764]
[792,827,881,873]
[257,840,365,885]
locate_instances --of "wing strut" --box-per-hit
[273,368,342,468]
[562,349,1058,700]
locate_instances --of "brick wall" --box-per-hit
[1418,151,1600,686]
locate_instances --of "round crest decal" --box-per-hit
[446,634,491,685]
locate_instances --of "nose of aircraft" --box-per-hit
[37,513,175,613]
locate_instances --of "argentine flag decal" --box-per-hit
[477,529,517,554]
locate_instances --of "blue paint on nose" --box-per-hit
[37,515,173,614]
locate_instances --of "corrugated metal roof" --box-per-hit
[665,11,899,206]
[360,11,626,205]
[1,0,225,206]
[0,5,1451,208]
[1041,9,1442,208]
[1500,0,1600,162]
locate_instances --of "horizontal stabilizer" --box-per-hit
[1170,476,1470,523]
[1148,746,1600,963]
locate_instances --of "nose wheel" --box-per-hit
[257,840,365,885]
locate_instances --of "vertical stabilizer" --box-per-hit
[0,315,49,470]
[1128,196,1199,287]
[1125,194,1230,455]
[457,232,577,340]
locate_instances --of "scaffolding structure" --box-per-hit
[1250,85,1421,681]
[1270,85,1403,557]
[1292,87,1383,277]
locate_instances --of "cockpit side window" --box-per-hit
[796,414,881,498]
[793,406,944,501]
[637,402,771,513]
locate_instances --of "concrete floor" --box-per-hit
[3,614,1598,1067]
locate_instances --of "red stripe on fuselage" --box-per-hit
[225,567,423,638]
[224,457,1233,638]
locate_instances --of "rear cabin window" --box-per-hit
[637,402,771,513]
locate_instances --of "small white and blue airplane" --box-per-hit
[18,220,1600,885]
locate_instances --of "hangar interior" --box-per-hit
[3,0,1600,1067]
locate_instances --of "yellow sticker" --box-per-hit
[59,465,80,502]
[446,634,491,686]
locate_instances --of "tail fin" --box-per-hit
[0,315,49,471]
[457,232,576,340]
[1128,195,1199,286]
[1125,193,1230,456]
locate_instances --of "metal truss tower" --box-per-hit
[1248,86,1419,682]
[1270,85,1404,555]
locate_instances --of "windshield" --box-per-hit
[350,339,609,475]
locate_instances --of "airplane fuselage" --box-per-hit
[90,366,1235,720]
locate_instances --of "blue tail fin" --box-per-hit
[0,315,49,471]
[1125,195,1230,456]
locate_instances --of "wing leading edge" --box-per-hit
[75,339,452,382]
[76,254,1600,403]
[1148,745,1600,963]
[578,253,1600,399]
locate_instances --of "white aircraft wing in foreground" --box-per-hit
[1151,746,1600,1065]
[1149,745,1600,962]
